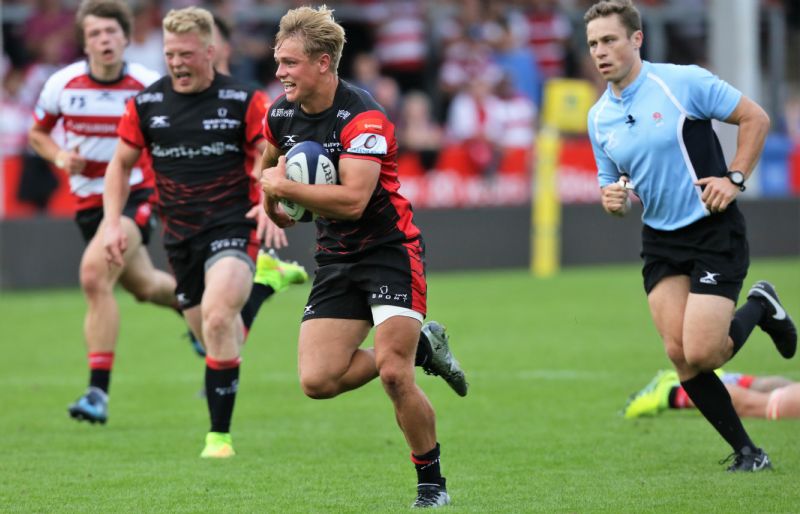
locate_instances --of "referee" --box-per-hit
[585,0,796,472]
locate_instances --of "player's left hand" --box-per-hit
[260,210,289,248]
[263,195,296,229]
[246,203,286,247]
[695,176,739,213]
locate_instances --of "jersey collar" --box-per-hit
[86,60,129,85]
[607,60,651,102]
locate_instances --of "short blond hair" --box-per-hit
[163,6,214,46]
[275,5,346,74]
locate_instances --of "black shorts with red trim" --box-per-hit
[302,237,427,323]
[75,188,155,244]
[641,204,749,302]
[166,223,259,310]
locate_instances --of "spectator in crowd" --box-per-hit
[396,90,444,175]
[489,14,543,109]
[521,0,575,79]
[23,0,80,65]
[369,0,429,93]
[350,51,383,97]
[372,75,402,122]
[125,0,166,75]
[443,74,504,177]
[0,67,32,160]
[495,73,537,176]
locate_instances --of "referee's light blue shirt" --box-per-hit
[588,61,742,231]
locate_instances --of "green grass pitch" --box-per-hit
[1,258,798,513]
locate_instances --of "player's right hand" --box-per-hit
[263,195,296,229]
[103,221,127,268]
[601,180,630,216]
[54,148,86,175]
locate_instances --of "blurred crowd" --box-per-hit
[2,0,798,211]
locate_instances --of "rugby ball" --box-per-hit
[280,141,338,222]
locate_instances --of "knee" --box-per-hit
[299,374,339,399]
[661,335,685,364]
[683,345,722,370]
[378,361,414,398]
[79,261,111,297]
[202,310,230,339]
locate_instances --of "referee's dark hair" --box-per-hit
[583,0,642,36]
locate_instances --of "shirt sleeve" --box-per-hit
[339,110,390,164]
[683,65,742,121]
[117,97,146,149]
[588,106,621,188]
[245,89,268,145]
[31,75,62,130]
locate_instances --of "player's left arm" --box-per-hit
[695,95,770,212]
[724,95,770,178]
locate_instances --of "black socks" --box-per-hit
[205,363,240,433]
[411,443,444,486]
[415,331,432,367]
[680,371,756,453]
[729,297,765,356]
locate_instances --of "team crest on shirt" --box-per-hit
[652,112,664,127]
[348,133,387,155]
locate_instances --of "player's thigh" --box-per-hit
[647,274,690,348]
[373,314,422,369]
[118,243,161,297]
[80,217,141,285]
[298,318,372,379]
[682,292,735,356]
[203,255,253,315]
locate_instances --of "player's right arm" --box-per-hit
[28,120,87,176]
[259,140,296,229]
[601,177,631,217]
[103,139,142,267]
[588,107,630,217]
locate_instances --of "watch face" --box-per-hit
[729,171,744,184]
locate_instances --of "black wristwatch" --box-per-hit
[726,170,746,192]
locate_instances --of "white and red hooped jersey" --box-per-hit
[32,61,160,211]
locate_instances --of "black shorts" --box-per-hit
[641,204,749,302]
[166,224,259,310]
[303,238,428,323]
[75,188,156,244]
